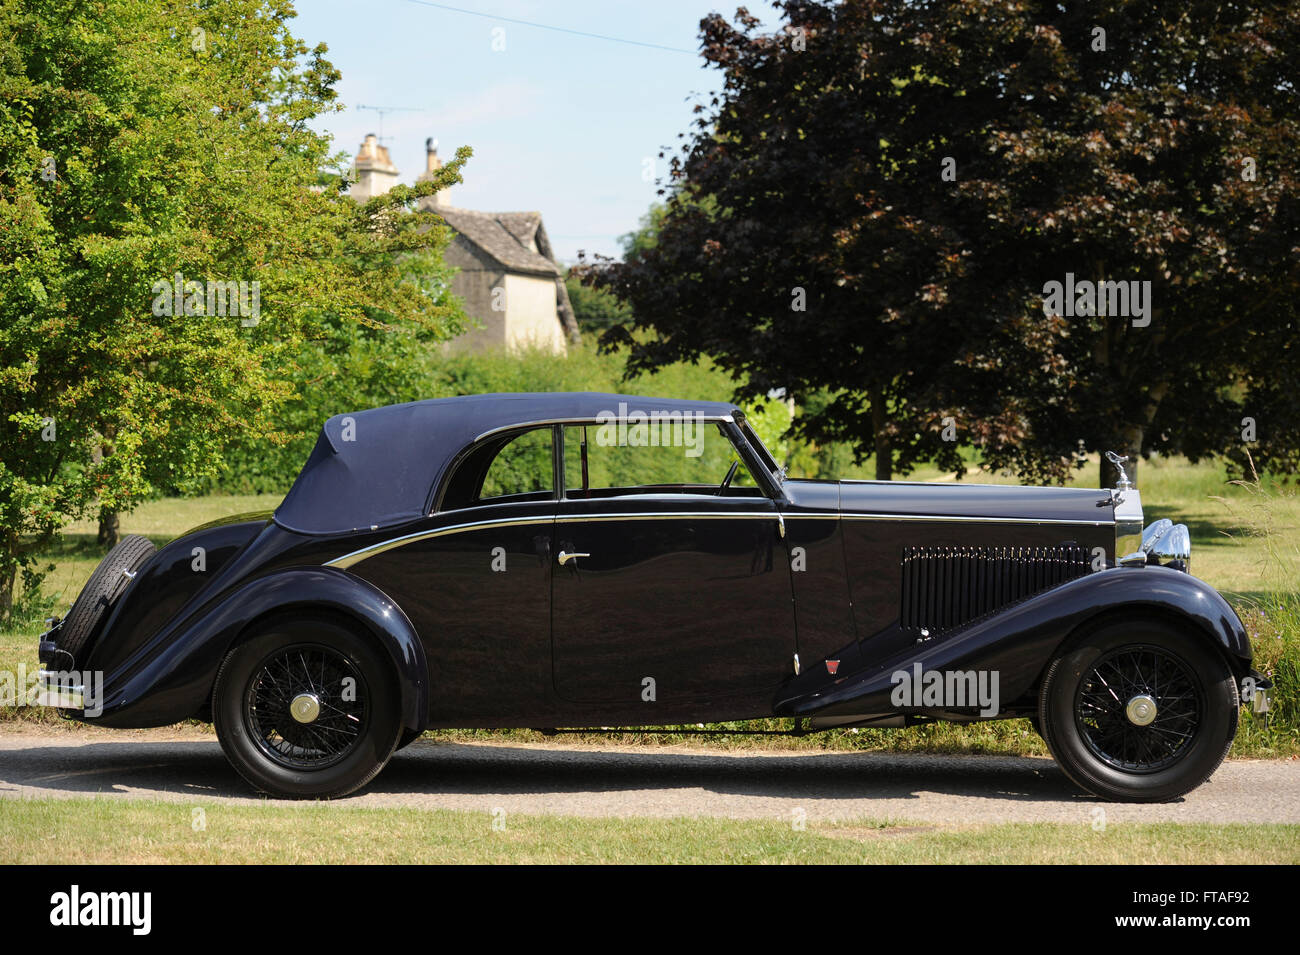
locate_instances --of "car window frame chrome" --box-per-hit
[433,412,774,511]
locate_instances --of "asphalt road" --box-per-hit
[1,728,1297,823]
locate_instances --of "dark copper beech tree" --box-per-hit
[581,1,1299,484]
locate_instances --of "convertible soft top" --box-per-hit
[273,392,739,534]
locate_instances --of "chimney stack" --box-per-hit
[349,133,400,203]
[417,136,452,209]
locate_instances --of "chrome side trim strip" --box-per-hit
[853,512,1114,525]
[327,508,1114,568]
[789,512,1113,526]
[326,516,555,569]
[555,510,1110,526]
[554,511,778,524]
[838,478,1102,492]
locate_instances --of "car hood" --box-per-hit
[831,480,1114,524]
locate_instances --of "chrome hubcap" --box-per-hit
[1125,694,1157,726]
[289,692,321,724]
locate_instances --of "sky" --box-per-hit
[290,0,777,264]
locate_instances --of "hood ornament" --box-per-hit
[1105,451,1134,492]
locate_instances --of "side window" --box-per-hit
[562,422,759,497]
[478,427,554,502]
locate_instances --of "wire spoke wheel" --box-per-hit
[244,643,369,771]
[1073,644,1203,774]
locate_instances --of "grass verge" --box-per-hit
[1,798,1296,864]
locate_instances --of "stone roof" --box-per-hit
[434,206,560,277]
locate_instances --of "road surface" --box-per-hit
[1,728,1296,823]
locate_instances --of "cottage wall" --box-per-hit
[504,273,565,353]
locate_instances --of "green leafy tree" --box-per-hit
[211,246,467,494]
[563,270,629,337]
[582,1,1300,486]
[0,0,469,618]
[565,207,670,337]
[618,203,667,262]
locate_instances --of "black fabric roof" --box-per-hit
[273,392,739,534]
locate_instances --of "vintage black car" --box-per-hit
[36,392,1270,801]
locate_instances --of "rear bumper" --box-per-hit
[33,670,84,709]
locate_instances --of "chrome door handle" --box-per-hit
[556,550,590,566]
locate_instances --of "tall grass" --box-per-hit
[1210,458,1300,754]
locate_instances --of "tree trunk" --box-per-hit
[1100,445,1140,489]
[870,382,892,481]
[97,508,120,549]
[0,564,14,623]
[92,426,120,549]
[1099,383,1168,488]
[1090,269,1168,490]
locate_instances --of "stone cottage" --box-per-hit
[350,134,578,352]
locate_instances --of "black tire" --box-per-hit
[212,617,401,798]
[57,534,156,665]
[1038,619,1238,802]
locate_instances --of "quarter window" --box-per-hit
[441,426,555,509]
[480,427,554,500]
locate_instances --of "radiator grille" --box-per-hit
[900,545,1091,634]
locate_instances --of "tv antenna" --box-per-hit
[355,104,424,143]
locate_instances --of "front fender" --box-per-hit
[86,567,428,736]
[777,565,1251,719]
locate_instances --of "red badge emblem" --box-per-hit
[825,660,840,675]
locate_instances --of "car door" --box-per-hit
[354,425,558,723]
[550,420,797,708]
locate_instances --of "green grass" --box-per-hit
[1,461,1295,756]
[0,797,1295,863]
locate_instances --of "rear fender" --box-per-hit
[86,568,428,735]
